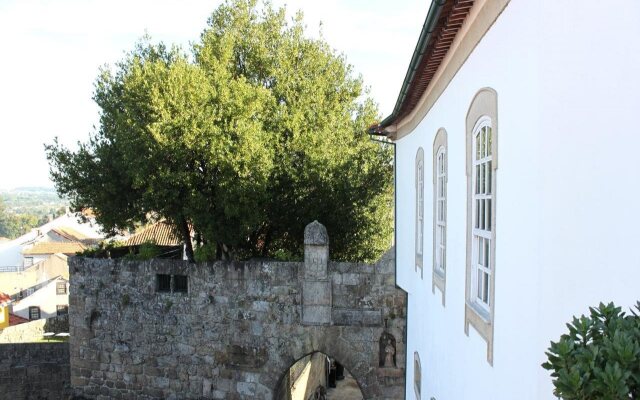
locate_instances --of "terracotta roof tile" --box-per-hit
[51,227,91,241]
[9,313,29,326]
[22,242,86,255]
[125,221,183,247]
[0,292,11,306]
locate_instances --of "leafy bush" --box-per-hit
[543,302,640,399]
[76,240,125,258]
[133,242,162,260]
[194,243,217,262]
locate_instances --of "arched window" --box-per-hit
[471,117,493,314]
[432,129,447,304]
[465,88,498,365]
[416,148,425,277]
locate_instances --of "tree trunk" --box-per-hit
[179,217,195,262]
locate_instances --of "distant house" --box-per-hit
[0,292,11,329]
[124,221,186,259]
[0,292,29,329]
[22,242,85,265]
[0,211,102,270]
[11,276,69,321]
[125,221,183,247]
[0,253,68,296]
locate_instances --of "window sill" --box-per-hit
[464,301,494,365]
[432,270,446,306]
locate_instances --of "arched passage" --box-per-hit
[275,351,364,400]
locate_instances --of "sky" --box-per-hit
[0,0,428,190]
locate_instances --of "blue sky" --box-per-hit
[0,0,427,189]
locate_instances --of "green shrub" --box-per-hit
[194,243,217,262]
[136,241,162,260]
[76,239,125,258]
[543,302,640,399]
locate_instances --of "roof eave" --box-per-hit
[372,0,447,136]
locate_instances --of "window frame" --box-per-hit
[173,275,188,293]
[465,88,498,365]
[56,305,68,316]
[29,306,40,320]
[56,281,67,295]
[415,147,425,278]
[471,117,493,316]
[157,274,172,293]
[432,129,448,305]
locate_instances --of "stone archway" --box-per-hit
[274,351,365,400]
[68,221,407,399]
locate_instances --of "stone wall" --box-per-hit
[69,222,406,399]
[0,342,71,399]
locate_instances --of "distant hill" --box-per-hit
[1,187,68,216]
[8,187,57,193]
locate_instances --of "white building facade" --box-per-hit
[11,276,69,321]
[371,0,640,398]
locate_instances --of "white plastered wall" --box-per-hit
[396,0,544,398]
[396,1,640,399]
[535,0,640,393]
[12,277,69,320]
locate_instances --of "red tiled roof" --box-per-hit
[9,313,29,326]
[50,227,90,241]
[0,292,11,306]
[23,242,86,255]
[373,0,475,133]
[125,221,183,247]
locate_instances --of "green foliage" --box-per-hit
[45,0,393,262]
[76,240,125,258]
[1,187,67,217]
[0,198,41,239]
[194,243,218,263]
[542,302,640,399]
[135,242,163,260]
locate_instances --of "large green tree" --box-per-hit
[46,0,393,262]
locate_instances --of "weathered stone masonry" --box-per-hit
[0,342,71,399]
[69,222,407,399]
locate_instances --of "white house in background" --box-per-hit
[370,1,640,399]
[0,253,69,297]
[0,211,102,270]
[11,276,69,321]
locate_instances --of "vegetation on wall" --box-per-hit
[543,302,640,399]
[46,0,393,263]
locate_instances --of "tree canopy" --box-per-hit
[0,198,40,239]
[46,0,393,262]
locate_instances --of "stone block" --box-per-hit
[302,281,331,305]
[237,381,256,396]
[363,309,383,326]
[304,245,329,280]
[302,305,331,325]
[332,308,363,326]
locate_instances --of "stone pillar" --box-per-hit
[302,221,331,325]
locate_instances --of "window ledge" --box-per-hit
[464,302,494,365]
[432,270,446,306]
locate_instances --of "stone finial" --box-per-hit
[304,221,329,246]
